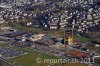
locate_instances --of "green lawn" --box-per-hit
[11,23,43,33]
[0,43,9,47]
[75,35,91,43]
[8,23,64,37]
[86,45,100,51]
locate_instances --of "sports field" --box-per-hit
[8,52,88,66]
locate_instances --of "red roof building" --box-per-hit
[68,51,88,58]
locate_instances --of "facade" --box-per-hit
[49,13,59,30]
[47,11,68,30]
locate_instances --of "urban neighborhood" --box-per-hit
[0,0,100,66]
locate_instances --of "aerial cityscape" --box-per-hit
[0,0,100,66]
